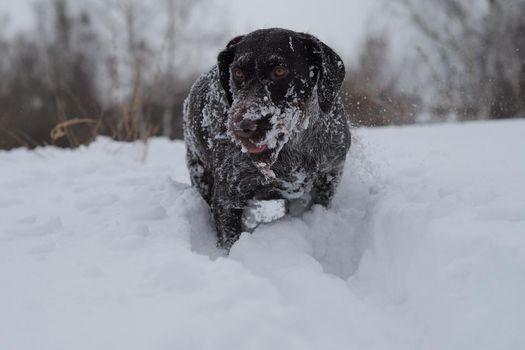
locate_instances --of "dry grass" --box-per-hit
[50,118,100,145]
[49,63,159,149]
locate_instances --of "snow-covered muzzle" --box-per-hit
[227,93,311,178]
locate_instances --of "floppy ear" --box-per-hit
[217,35,244,105]
[298,33,345,113]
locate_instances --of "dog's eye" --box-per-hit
[272,66,289,80]
[233,68,245,81]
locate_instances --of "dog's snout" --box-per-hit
[239,119,257,132]
[236,119,258,138]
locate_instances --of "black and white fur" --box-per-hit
[183,28,351,250]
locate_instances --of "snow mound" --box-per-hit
[1,120,524,350]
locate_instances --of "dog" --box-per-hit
[183,28,351,250]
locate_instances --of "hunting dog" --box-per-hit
[183,28,351,250]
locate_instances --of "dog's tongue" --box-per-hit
[246,143,268,154]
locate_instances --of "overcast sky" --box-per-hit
[0,0,34,34]
[227,0,382,60]
[0,0,383,65]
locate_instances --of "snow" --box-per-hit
[1,120,525,350]
[242,199,287,230]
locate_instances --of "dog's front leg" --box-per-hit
[312,166,344,207]
[211,188,246,251]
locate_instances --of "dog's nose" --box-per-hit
[236,119,257,138]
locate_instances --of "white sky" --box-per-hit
[0,1,34,35]
[0,0,382,65]
[227,0,382,62]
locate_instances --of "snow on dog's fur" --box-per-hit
[227,93,314,177]
[183,28,351,250]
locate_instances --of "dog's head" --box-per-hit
[218,28,345,176]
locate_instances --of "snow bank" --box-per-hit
[1,120,524,350]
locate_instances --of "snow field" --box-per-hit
[1,120,524,349]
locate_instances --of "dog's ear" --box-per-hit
[217,35,244,105]
[298,33,345,113]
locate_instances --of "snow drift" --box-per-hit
[1,120,524,350]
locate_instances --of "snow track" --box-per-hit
[1,120,524,349]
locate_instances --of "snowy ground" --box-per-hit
[1,120,524,350]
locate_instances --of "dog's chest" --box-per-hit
[274,167,313,199]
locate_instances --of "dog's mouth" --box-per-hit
[229,114,274,158]
[243,142,268,155]
[236,138,275,178]
[227,102,307,178]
